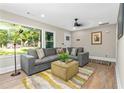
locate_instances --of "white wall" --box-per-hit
[117,35,124,88]
[71,24,116,59]
[0,55,21,74]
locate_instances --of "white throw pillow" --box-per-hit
[66,48,69,54]
[71,48,77,56]
[36,48,45,59]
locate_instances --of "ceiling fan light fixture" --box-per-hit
[73,18,82,27]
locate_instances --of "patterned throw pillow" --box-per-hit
[56,48,64,54]
[71,48,77,56]
[36,48,45,59]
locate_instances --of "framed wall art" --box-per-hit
[91,31,102,45]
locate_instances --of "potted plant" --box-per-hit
[58,52,72,63]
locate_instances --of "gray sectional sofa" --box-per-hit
[21,47,89,75]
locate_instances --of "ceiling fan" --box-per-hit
[74,18,82,27]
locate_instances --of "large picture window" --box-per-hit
[0,21,41,55]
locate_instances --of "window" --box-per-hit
[45,31,54,48]
[0,21,41,55]
[66,36,70,41]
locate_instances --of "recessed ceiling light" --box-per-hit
[41,14,45,18]
[98,21,103,25]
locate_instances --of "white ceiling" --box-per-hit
[0,3,119,31]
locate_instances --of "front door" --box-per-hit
[64,32,71,47]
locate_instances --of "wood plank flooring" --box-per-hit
[0,62,117,89]
[83,62,117,89]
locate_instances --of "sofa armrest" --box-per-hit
[78,52,89,67]
[21,54,36,75]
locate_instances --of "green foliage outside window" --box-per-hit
[0,21,41,55]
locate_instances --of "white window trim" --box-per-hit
[42,29,56,48]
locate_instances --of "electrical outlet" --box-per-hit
[105,55,108,57]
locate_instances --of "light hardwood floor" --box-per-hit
[0,62,117,89]
[84,62,117,89]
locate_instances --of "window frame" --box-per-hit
[43,29,56,48]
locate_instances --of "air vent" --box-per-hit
[99,22,109,26]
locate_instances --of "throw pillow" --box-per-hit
[76,48,83,56]
[71,48,77,56]
[66,48,69,54]
[56,48,64,54]
[36,48,45,59]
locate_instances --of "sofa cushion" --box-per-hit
[71,48,77,56]
[69,55,78,60]
[27,49,38,59]
[43,48,57,56]
[36,48,45,59]
[77,47,84,55]
[67,47,73,54]
[66,48,69,54]
[34,55,58,66]
[56,48,64,54]
[63,48,66,52]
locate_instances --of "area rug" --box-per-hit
[22,66,95,89]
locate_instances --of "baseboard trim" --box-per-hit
[0,65,21,74]
[89,56,116,62]
[115,64,122,89]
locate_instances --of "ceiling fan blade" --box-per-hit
[78,24,82,26]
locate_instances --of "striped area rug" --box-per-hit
[22,66,95,89]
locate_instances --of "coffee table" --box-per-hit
[51,60,79,81]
